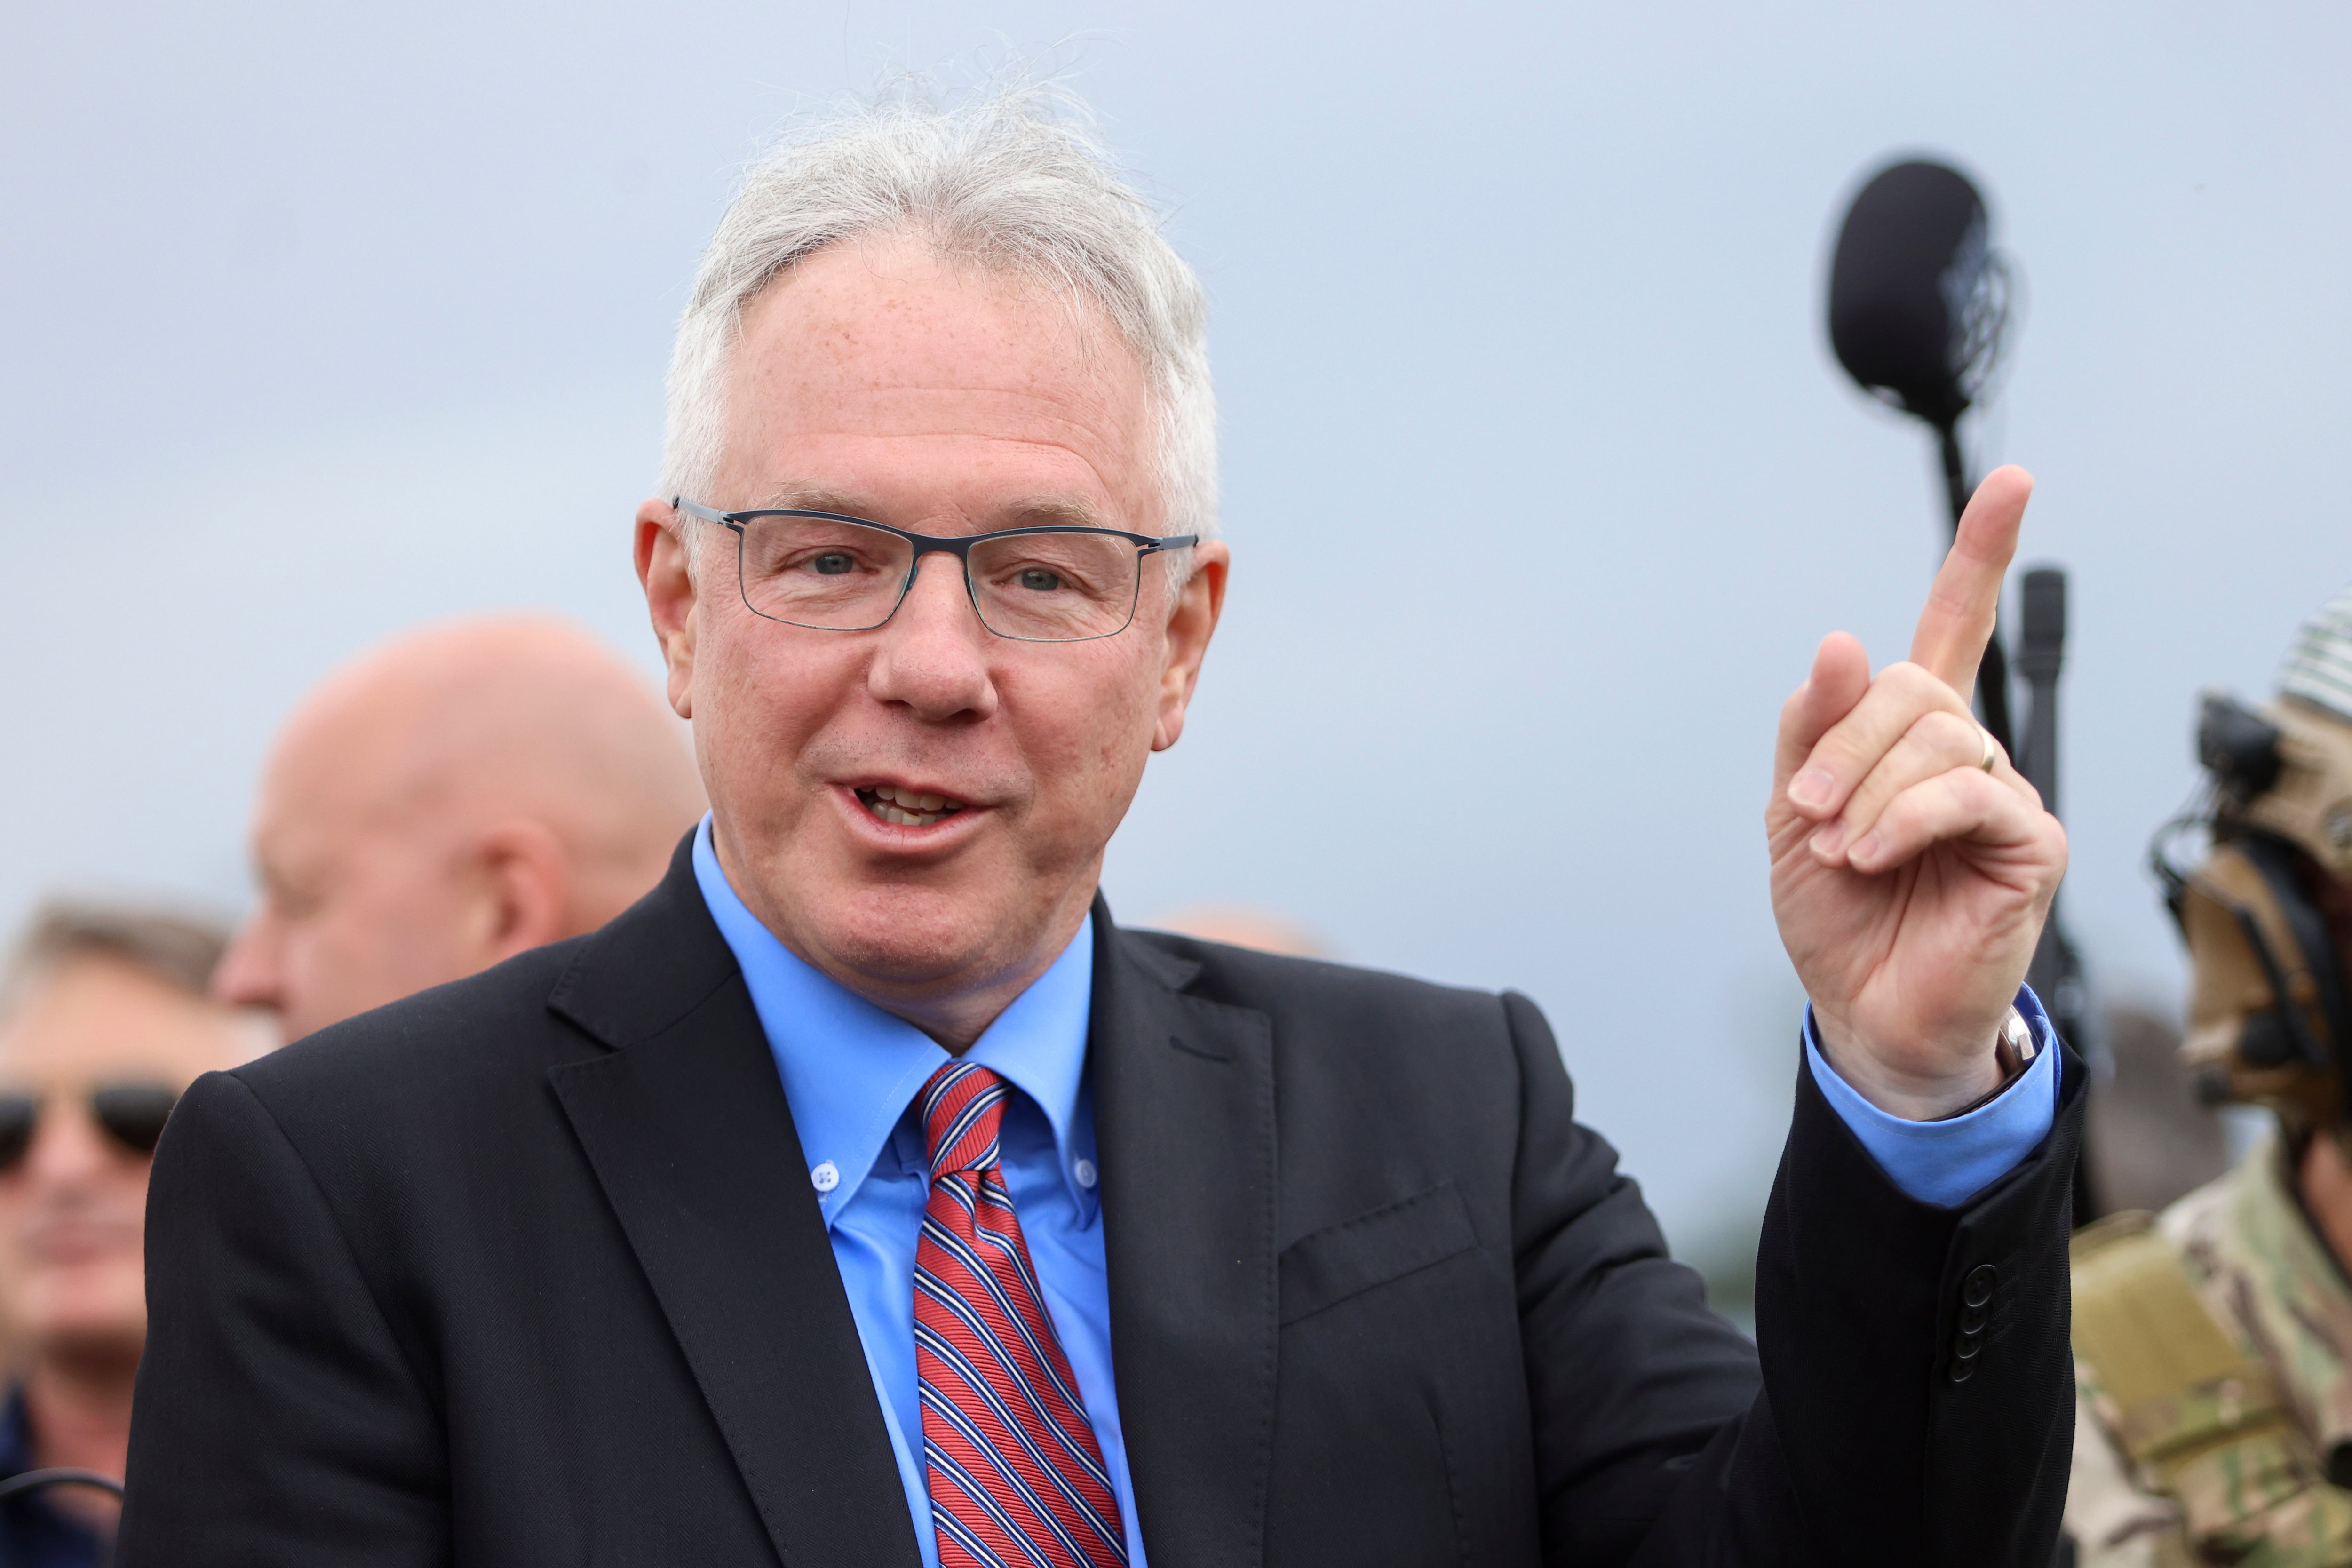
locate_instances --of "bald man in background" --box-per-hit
[213,616,707,1042]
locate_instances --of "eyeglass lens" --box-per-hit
[0,1083,181,1171]
[736,516,1145,641]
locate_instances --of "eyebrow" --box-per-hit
[750,483,1113,533]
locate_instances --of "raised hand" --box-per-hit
[1769,466,2068,1120]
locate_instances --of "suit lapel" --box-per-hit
[1089,903,1280,1568]
[545,841,920,1568]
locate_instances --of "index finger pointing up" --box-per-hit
[1909,464,2034,698]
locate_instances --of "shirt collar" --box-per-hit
[690,815,1097,1225]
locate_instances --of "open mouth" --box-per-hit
[855,784,967,828]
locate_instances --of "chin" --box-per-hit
[817,882,1029,986]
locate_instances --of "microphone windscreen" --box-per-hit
[1827,160,1991,426]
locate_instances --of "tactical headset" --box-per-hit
[2152,693,2352,1127]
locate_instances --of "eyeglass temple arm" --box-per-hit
[670,498,729,525]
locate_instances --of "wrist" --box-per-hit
[1812,1008,2023,1121]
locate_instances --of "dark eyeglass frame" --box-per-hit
[671,498,1200,644]
[0,1082,182,1170]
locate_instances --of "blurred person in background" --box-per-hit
[0,902,256,1567]
[2068,584,2352,1567]
[212,614,706,1042]
[1147,904,1327,958]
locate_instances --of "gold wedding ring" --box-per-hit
[1978,727,1999,773]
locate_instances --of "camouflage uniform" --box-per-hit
[2071,583,2352,1566]
[2068,1130,2352,1566]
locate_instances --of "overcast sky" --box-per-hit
[5,0,2348,1244]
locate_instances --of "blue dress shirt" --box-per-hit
[1804,986,2062,1207]
[691,815,2057,1561]
[693,821,1144,1568]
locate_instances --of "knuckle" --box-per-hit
[1804,718,1870,772]
[1884,661,1939,699]
[1811,731,1867,774]
[1954,766,2009,812]
[1919,708,1980,755]
[1878,663,1964,725]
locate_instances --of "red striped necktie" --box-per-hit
[914,1060,1128,1568]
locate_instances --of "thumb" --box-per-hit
[1774,632,1870,796]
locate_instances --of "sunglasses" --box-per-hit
[0,1083,182,1170]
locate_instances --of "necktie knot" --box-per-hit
[921,1060,1009,1178]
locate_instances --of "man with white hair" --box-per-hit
[120,86,2079,1567]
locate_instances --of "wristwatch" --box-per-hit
[1993,1004,2038,1080]
[1937,1005,2038,1121]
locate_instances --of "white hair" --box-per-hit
[659,80,1217,545]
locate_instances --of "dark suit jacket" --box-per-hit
[118,839,2079,1567]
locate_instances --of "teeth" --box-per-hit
[859,785,964,828]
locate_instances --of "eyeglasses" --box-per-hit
[0,1083,181,1170]
[672,499,1198,644]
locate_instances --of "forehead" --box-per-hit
[718,236,1160,528]
[0,956,251,1084]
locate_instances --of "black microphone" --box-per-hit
[1827,159,2009,433]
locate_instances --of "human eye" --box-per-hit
[985,536,1122,600]
[795,548,866,578]
[742,519,896,583]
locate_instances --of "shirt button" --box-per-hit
[810,1161,841,1194]
[1073,1158,1098,1190]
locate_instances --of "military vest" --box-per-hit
[2072,1136,2352,1565]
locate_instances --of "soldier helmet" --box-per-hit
[2153,584,2352,1125]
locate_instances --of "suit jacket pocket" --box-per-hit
[1279,1183,1478,1327]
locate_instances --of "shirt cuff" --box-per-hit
[1802,987,2061,1208]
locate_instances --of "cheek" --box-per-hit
[1012,658,1160,826]
[699,624,861,795]
[0,1189,31,1262]
[304,871,457,981]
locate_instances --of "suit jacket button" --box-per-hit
[1963,1264,1997,1308]
[1953,1329,1984,1362]
[1960,1302,1989,1335]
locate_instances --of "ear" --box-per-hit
[1151,540,1230,753]
[636,499,701,720]
[461,820,573,963]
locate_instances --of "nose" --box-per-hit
[17,1098,122,1193]
[866,552,1000,724]
[211,910,284,1014]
